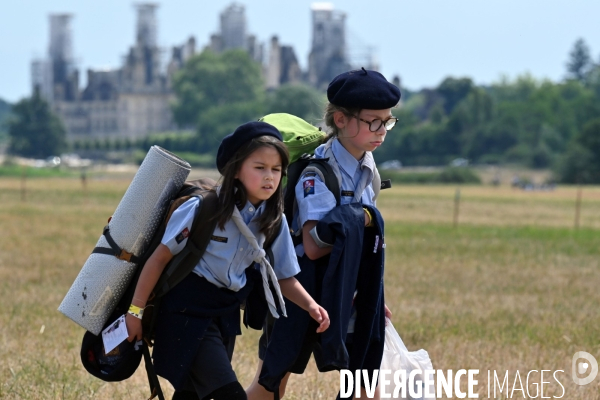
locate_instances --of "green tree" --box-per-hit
[195,101,266,154]
[7,89,67,158]
[170,49,267,155]
[0,98,11,145]
[558,118,600,183]
[171,49,265,128]
[264,83,325,123]
[0,98,11,126]
[436,77,474,114]
[373,108,419,164]
[566,38,592,82]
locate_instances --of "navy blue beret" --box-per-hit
[327,68,401,110]
[216,121,283,174]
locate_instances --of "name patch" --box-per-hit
[211,235,228,243]
[341,190,354,197]
[304,179,315,197]
[175,227,190,244]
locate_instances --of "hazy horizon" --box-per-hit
[1,0,599,103]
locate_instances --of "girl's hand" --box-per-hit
[308,303,330,333]
[125,313,143,342]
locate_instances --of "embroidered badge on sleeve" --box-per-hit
[175,227,190,244]
[303,179,315,197]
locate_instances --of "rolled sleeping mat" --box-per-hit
[58,146,191,335]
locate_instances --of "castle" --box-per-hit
[31,2,378,141]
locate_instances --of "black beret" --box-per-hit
[327,68,401,110]
[216,121,283,174]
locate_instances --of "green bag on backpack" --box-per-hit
[258,113,341,234]
[259,112,391,232]
[259,113,327,164]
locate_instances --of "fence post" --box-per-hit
[81,168,88,204]
[20,165,27,202]
[453,187,461,228]
[574,185,582,230]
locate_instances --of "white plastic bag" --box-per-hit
[379,318,435,399]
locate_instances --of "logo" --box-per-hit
[572,351,598,386]
[304,179,315,197]
[175,227,190,244]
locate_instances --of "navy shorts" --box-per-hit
[179,320,238,399]
[258,313,324,374]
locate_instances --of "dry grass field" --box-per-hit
[1,174,600,399]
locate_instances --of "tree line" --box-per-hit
[375,38,600,183]
[0,98,11,146]
[4,39,600,183]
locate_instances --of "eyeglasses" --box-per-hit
[352,115,398,132]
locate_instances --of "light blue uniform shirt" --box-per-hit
[294,138,379,332]
[294,138,377,255]
[295,138,376,227]
[162,196,300,292]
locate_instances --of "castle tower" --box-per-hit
[49,14,73,64]
[308,3,350,88]
[220,3,247,51]
[265,36,281,90]
[135,3,158,48]
[47,14,78,101]
[121,3,162,89]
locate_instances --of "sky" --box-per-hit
[1,0,599,103]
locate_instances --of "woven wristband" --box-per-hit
[128,304,144,319]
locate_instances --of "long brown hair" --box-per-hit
[213,135,289,241]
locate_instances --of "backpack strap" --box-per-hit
[322,138,392,201]
[92,225,141,264]
[140,183,220,399]
[372,167,392,202]
[286,156,341,239]
[143,343,165,400]
[303,159,341,206]
[153,188,220,298]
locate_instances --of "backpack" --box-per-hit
[259,113,339,230]
[81,178,220,400]
[81,177,283,400]
[259,113,391,232]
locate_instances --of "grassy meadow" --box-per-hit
[1,173,599,399]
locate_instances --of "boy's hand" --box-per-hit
[125,313,143,342]
[308,303,330,333]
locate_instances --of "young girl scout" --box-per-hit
[125,122,330,400]
[247,68,400,400]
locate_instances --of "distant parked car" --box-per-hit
[61,153,92,168]
[33,156,61,168]
[450,158,469,167]
[46,156,61,167]
[379,160,402,170]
